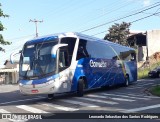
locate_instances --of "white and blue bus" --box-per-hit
[11,32,137,99]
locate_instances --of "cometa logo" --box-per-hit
[90,60,107,68]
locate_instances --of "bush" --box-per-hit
[138,68,150,79]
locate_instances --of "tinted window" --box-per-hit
[76,39,90,60]
[112,46,136,61]
[77,39,116,60]
[58,47,70,72]
[76,39,136,61]
[20,41,58,77]
[86,41,116,59]
[61,37,76,63]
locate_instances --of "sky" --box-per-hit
[0,0,160,67]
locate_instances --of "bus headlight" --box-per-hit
[19,83,23,86]
[47,80,55,85]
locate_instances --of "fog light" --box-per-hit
[50,87,54,91]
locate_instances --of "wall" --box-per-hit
[5,62,19,71]
[147,30,160,57]
[1,61,19,84]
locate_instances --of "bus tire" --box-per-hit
[158,72,160,78]
[48,94,54,100]
[124,75,129,87]
[77,79,84,97]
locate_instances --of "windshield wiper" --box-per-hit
[34,59,44,75]
[23,64,31,79]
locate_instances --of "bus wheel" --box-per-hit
[48,94,54,100]
[77,79,84,97]
[158,73,160,78]
[124,75,129,87]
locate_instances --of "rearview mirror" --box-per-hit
[51,44,68,58]
[10,50,22,64]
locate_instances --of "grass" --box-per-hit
[150,85,160,96]
[138,61,160,79]
[138,68,150,79]
[138,60,160,97]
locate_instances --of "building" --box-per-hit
[0,60,19,84]
[127,30,160,62]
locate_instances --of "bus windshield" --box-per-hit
[20,41,58,78]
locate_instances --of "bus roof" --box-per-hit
[25,32,135,51]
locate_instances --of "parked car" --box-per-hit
[148,66,160,78]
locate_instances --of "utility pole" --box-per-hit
[29,19,43,37]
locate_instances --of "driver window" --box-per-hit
[59,47,69,71]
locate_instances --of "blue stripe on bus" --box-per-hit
[26,36,58,45]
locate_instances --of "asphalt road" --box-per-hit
[0,78,160,122]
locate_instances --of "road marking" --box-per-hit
[42,103,79,111]
[127,85,157,89]
[110,98,135,102]
[147,79,158,82]
[122,104,160,113]
[127,83,155,89]
[75,97,118,105]
[126,86,144,89]
[136,83,154,86]
[0,109,11,113]
[59,99,99,107]
[0,96,46,105]
[118,93,160,99]
[100,93,150,100]
[137,79,146,81]
[87,94,135,102]
[16,105,49,113]
[86,94,106,98]
[138,79,158,82]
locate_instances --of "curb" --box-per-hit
[143,88,153,96]
[143,86,160,97]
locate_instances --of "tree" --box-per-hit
[0,3,11,52]
[104,22,131,46]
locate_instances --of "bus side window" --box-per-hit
[77,39,89,60]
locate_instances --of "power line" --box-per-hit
[0,35,35,59]
[44,0,99,33]
[1,2,159,55]
[53,0,98,32]
[64,1,160,33]
[92,11,160,37]
[5,34,35,45]
[80,2,160,33]
[131,11,160,23]
[76,0,136,31]
[6,34,34,41]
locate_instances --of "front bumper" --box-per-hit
[19,79,61,95]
